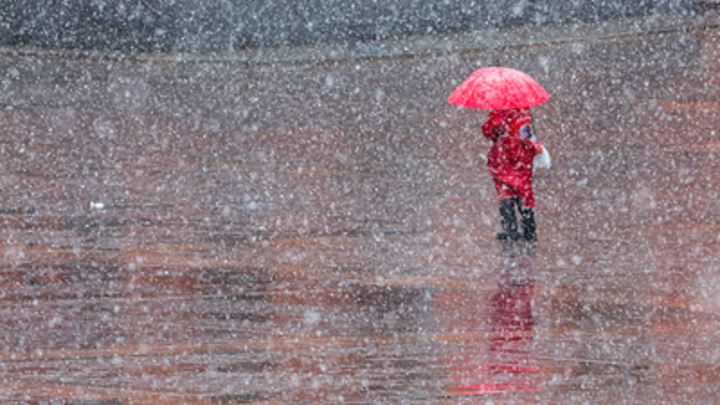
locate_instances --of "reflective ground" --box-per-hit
[1,11,720,404]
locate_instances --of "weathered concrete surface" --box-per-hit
[0,11,720,404]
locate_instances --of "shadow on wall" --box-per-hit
[0,0,701,54]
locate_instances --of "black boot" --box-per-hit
[520,206,537,243]
[496,198,521,241]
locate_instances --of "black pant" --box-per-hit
[498,197,536,242]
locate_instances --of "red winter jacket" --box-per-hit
[482,109,542,208]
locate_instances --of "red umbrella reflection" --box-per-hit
[447,67,549,110]
[449,281,542,397]
[445,247,548,397]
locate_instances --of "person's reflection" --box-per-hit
[450,243,542,396]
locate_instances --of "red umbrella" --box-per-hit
[447,67,549,110]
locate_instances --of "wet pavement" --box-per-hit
[1,10,720,404]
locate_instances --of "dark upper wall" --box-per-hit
[0,0,700,54]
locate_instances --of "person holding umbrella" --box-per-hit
[448,67,551,243]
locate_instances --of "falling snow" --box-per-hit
[0,1,719,403]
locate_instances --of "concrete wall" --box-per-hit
[0,0,700,54]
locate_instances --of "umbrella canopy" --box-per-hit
[447,67,549,110]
